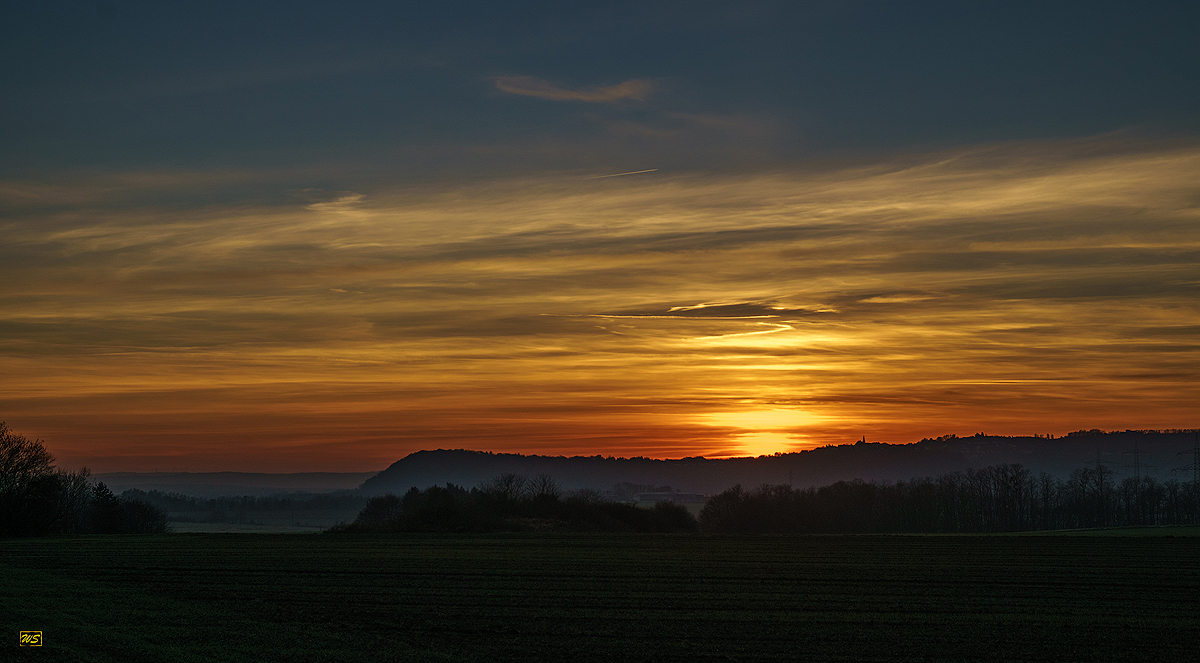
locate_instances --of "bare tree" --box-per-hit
[0,422,55,492]
[566,488,607,505]
[479,473,528,503]
[1,423,58,535]
[530,474,561,500]
[53,468,92,534]
[0,424,170,536]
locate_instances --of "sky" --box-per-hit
[2,1,1199,472]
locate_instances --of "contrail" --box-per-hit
[585,168,658,179]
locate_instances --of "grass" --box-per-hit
[3,533,1199,662]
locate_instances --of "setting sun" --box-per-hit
[700,409,824,457]
[728,432,800,458]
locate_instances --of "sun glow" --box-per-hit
[730,431,799,458]
[703,409,822,430]
[701,409,822,457]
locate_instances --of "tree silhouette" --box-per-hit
[339,474,699,533]
[91,482,123,534]
[1,422,59,536]
[0,422,55,484]
[0,423,167,536]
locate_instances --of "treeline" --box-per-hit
[123,489,367,516]
[918,428,1199,443]
[1,423,168,536]
[340,463,1200,536]
[333,473,698,533]
[700,464,1200,534]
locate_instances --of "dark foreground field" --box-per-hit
[3,532,1199,662]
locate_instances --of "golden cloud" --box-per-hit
[2,138,1198,470]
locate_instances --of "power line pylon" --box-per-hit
[1122,441,1155,481]
[1176,430,1200,486]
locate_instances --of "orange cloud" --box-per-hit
[492,75,653,102]
[3,138,1199,471]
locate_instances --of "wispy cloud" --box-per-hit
[492,75,654,102]
[585,169,658,179]
[3,138,1199,470]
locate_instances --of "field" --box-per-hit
[165,507,361,532]
[3,532,1199,662]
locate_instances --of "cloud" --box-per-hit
[589,302,821,319]
[306,193,366,213]
[857,294,938,304]
[492,75,654,102]
[5,137,1200,469]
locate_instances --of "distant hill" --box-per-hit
[359,430,1199,496]
[94,472,379,498]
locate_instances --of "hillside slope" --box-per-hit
[359,430,1198,496]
